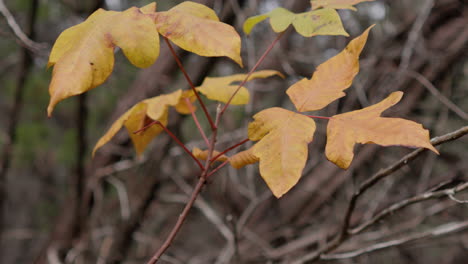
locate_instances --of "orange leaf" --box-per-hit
[229,108,316,198]
[192,147,228,162]
[311,0,375,11]
[243,7,348,37]
[326,92,439,169]
[93,90,182,156]
[196,70,284,105]
[287,26,373,112]
[155,2,242,66]
[47,3,159,116]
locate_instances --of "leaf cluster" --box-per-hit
[46,0,438,199]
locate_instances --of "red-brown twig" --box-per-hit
[207,160,230,178]
[147,176,207,264]
[164,37,216,129]
[147,107,223,264]
[220,31,286,116]
[185,98,210,146]
[210,138,249,163]
[134,120,204,171]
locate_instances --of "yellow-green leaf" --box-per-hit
[196,70,284,105]
[243,7,348,37]
[326,92,439,169]
[287,26,373,112]
[155,2,242,66]
[311,0,375,11]
[47,4,159,116]
[229,108,316,198]
[93,90,182,156]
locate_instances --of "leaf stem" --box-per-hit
[185,98,210,146]
[220,31,286,116]
[147,176,206,264]
[134,120,204,171]
[147,107,223,264]
[164,37,216,130]
[306,115,331,120]
[207,160,230,178]
[210,138,249,163]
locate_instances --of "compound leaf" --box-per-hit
[155,1,242,66]
[243,7,348,37]
[47,3,159,116]
[93,89,182,156]
[311,0,375,11]
[287,26,373,112]
[196,70,284,105]
[326,92,439,169]
[229,107,316,198]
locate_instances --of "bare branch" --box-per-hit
[291,126,468,264]
[322,221,468,260]
[406,71,468,120]
[350,182,468,234]
[0,0,47,53]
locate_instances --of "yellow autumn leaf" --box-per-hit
[243,7,348,37]
[155,2,242,66]
[192,147,228,162]
[174,90,197,115]
[229,108,316,198]
[47,3,159,116]
[196,70,284,105]
[93,90,182,156]
[287,25,373,112]
[326,92,439,169]
[311,0,375,11]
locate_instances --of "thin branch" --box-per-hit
[406,71,468,120]
[398,0,434,73]
[210,138,249,163]
[147,106,223,263]
[206,160,230,178]
[185,98,210,146]
[164,37,215,129]
[350,182,468,235]
[220,31,286,115]
[106,176,130,220]
[134,120,205,171]
[322,221,468,260]
[0,0,46,54]
[291,125,468,263]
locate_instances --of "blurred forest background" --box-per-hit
[0,0,467,263]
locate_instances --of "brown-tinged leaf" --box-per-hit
[326,92,439,169]
[243,7,348,37]
[155,2,242,66]
[47,3,159,116]
[93,90,182,156]
[192,147,228,162]
[287,26,373,112]
[229,108,316,198]
[311,0,375,11]
[196,70,284,105]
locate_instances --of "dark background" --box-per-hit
[0,0,467,263]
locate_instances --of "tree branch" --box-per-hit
[322,220,468,260]
[291,125,468,263]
